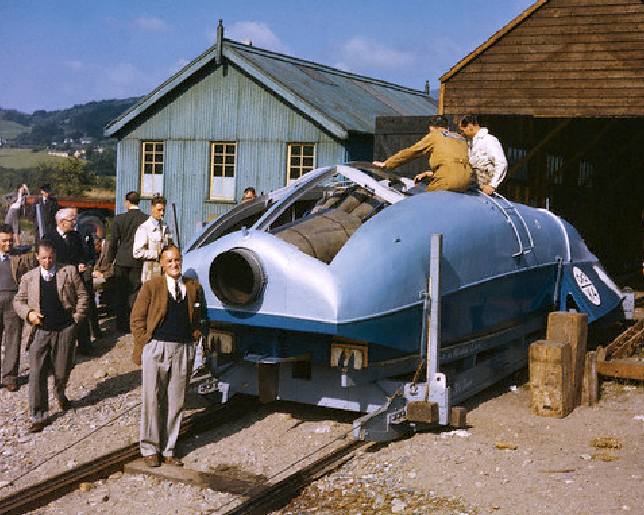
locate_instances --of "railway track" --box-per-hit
[0,396,259,515]
[222,437,367,515]
[0,396,366,515]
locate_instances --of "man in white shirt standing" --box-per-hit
[132,195,172,283]
[460,116,508,196]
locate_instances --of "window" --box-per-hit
[141,141,164,196]
[287,143,316,184]
[546,154,564,185]
[210,142,236,200]
[578,161,593,188]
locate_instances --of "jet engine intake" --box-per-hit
[210,248,265,306]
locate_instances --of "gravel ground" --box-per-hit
[1,319,642,514]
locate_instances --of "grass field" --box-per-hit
[0,148,70,169]
[0,119,30,139]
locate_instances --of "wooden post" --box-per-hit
[581,350,599,406]
[546,312,588,407]
[529,340,574,418]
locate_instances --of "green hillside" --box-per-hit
[0,97,140,145]
[0,112,30,139]
[0,148,70,169]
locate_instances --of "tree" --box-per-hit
[33,158,97,196]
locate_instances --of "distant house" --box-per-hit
[105,22,436,246]
[48,150,70,158]
[80,137,93,145]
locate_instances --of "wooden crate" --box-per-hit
[529,339,574,418]
[546,312,588,407]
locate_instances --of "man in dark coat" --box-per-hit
[106,191,147,333]
[42,208,95,355]
[32,184,59,240]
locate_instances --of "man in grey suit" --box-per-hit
[0,223,35,391]
[13,240,88,432]
[106,191,147,333]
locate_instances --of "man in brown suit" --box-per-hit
[373,115,471,193]
[0,223,35,391]
[131,245,205,467]
[13,241,88,432]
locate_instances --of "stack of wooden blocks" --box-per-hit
[529,312,598,418]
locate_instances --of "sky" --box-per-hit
[0,0,535,113]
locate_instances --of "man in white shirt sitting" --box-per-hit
[460,115,508,196]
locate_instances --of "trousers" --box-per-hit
[140,339,194,457]
[29,325,76,422]
[0,292,22,386]
[114,265,142,332]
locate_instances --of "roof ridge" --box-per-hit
[224,38,430,97]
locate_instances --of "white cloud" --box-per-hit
[224,21,289,53]
[133,16,170,32]
[63,60,84,72]
[334,37,416,73]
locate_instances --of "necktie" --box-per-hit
[175,281,182,302]
[1,254,7,262]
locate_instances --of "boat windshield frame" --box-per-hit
[253,165,405,231]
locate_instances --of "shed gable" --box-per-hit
[441,0,644,117]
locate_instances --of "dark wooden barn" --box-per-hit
[377,0,643,278]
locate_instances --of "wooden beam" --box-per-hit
[438,82,445,115]
[596,360,644,381]
[506,119,571,179]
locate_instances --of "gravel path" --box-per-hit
[1,320,642,514]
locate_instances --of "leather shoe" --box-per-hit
[3,383,18,392]
[143,454,161,468]
[163,456,183,467]
[29,421,48,433]
[56,395,71,411]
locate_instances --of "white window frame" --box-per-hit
[140,141,164,197]
[287,143,316,184]
[210,142,237,201]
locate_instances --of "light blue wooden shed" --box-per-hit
[105,21,436,246]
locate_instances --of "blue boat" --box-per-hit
[184,164,624,439]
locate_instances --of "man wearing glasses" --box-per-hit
[42,208,95,355]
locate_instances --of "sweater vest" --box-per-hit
[152,292,192,343]
[40,275,72,331]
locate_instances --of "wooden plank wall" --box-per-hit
[443,0,644,117]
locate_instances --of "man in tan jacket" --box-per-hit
[373,115,471,193]
[130,245,205,467]
[13,240,88,432]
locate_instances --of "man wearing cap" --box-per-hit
[0,223,35,392]
[32,184,59,240]
[373,115,471,193]
[13,240,88,432]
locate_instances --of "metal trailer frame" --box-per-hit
[199,233,543,441]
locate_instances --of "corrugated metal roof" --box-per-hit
[105,39,436,139]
